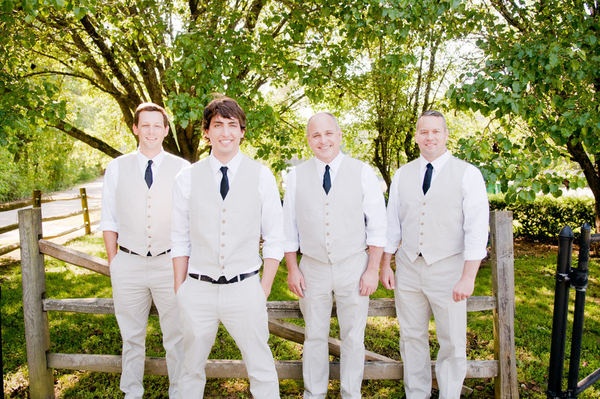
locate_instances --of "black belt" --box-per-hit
[118,245,171,257]
[188,270,259,284]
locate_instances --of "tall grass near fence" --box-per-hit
[1,235,599,398]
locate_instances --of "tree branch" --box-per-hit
[50,120,123,159]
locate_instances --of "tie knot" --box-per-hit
[325,165,330,172]
[147,159,153,167]
[426,163,432,171]
[220,166,228,175]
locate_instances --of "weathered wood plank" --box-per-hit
[0,222,19,235]
[0,242,20,257]
[38,239,110,276]
[19,208,54,398]
[47,353,498,380]
[268,319,395,362]
[42,210,83,223]
[490,210,519,398]
[44,296,494,317]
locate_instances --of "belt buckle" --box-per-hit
[216,275,228,284]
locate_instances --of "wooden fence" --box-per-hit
[0,188,97,257]
[18,208,519,398]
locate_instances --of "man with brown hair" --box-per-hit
[172,95,283,398]
[380,110,489,398]
[101,102,188,398]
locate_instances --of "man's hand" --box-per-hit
[379,252,395,290]
[359,267,379,296]
[287,267,306,298]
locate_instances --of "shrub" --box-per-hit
[489,194,595,242]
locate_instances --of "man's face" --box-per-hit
[133,110,169,154]
[306,113,342,164]
[204,114,244,162]
[415,115,449,162]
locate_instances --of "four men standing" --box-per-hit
[102,99,488,398]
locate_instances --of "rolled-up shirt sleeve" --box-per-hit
[462,165,490,261]
[99,159,119,233]
[282,168,300,253]
[259,166,284,261]
[171,166,192,258]
[384,170,402,254]
[361,164,387,247]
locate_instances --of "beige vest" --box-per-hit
[295,157,366,264]
[188,155,262,279]
[115,153,185,255]
[394,156,468,264]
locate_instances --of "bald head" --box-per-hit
[306,112,343,163]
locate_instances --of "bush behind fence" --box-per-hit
[490,195,595,242]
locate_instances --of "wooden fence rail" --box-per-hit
[0,188,98,256]
[19,208,519,398]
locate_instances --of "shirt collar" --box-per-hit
[315,152,344,173]
[137,149,165,169]
[420,150,450,172]
[209,151,242,176]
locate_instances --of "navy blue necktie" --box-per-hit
[422,163,433,194]
[144,160,153,188]
[220,166,229,199]
[323,165,331,194]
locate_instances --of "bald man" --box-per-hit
[283,112,387,398]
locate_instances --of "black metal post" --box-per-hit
[547,226,574,398]
[567,224,590,397]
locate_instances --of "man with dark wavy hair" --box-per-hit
[172,95,283,398]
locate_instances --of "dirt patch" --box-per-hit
[513,238,558,257]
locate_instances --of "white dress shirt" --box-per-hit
[282,152,387,253]
[384,151,489,261]
[100,150,167,233]
[171,151,284,263]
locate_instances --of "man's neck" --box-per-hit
[212,149,240,165]
[139,147,162,159]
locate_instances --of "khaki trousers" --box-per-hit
[176,274,280,399]
[110,251,184,399]
[394,251,467,399]
[299,252,369,399]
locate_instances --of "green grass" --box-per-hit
[2,235,600,398]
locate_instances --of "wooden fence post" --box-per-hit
[80,188,91,235]
[32,190,41,208]
[489,210,519,398]
[18,208,54,399]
